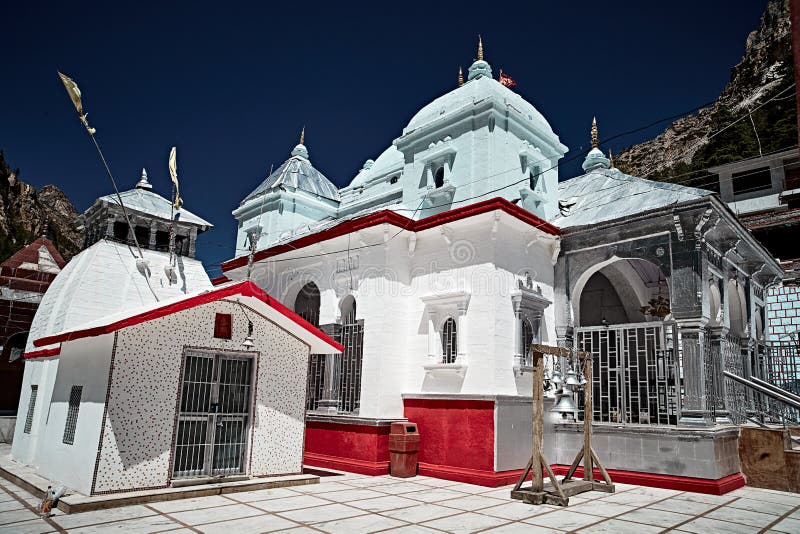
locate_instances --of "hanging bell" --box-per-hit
[564,368,581,387]
[241,336,255,349]
[551,370,563,386]
[551,390,577,417]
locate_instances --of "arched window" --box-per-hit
[389,176,399,184]
[441,317,458,363]
[434,167,445,188]
[340,295,357,324]
[294,282,321,327]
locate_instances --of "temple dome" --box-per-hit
[402,75,555,138]
[243,142,339,203]
[345,145,403,189]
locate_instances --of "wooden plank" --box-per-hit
[590,447,614,487]
[562,445,584,482]
[540,452,565,500]
[583,357,593,481]
[531,351,544,492]
[512,457,533,493]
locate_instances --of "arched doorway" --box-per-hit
[574,258,678,425]
[295,282,323,410]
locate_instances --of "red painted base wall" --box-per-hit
[304,420,391,475]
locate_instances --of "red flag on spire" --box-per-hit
[499,70,517,88]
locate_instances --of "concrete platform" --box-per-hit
[0,445,318,514]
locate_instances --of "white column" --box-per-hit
[456,304,467,364]
[444,158,451,184]
[427,310,439,361]
[513,310,523,366]
[425,164,433,189]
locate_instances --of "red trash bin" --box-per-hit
[389,422,420,478]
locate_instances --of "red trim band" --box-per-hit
[23,346,61,359]
[34,281,343,353]
[221,197,560,272]
[304,452,390,476]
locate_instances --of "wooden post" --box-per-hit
[583,356,593,482]
[531,350,544,492]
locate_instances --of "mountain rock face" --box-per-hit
[0,151,82,262]
[615,0,797,185]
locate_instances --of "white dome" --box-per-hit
[403,75,554,137]
[346,145,404,189]
[26,240,212,352]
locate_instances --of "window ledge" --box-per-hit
[423,362,468,377]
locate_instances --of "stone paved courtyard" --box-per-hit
[0,470,798,533]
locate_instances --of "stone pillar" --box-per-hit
[677,320,713,426]
[188,227,198,258]
[456,303,467,364]
[106,215,115,239]
[513,309,523,367]
[149,221,158,250]
[708,326,730,423]
[316,323,341,414]
[425,163,433,189]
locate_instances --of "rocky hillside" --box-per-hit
[0,151,82,262]
[615,0,797,186]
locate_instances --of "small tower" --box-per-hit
[81,169,212,257]
[582,117,611,172]
[468,35,492,80]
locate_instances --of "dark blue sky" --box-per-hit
[2,1,769,275]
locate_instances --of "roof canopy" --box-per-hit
[30,280,343,356]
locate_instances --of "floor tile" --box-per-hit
[421,511,509,533]
[400,488,468,504]
[770,516,800,534]
[379,526,442,534]
[673,492,736,505]
[480,488,516,500]
[279,503,366,524]
[0,518,57,534]
[0,507,40,526]
[436,494,507,511]
[374,482,440,495]
[169,503,261,526]
[149,495,233,514]
[382,504,462,523]
[292,482,356,494]
[733,490,800,506]
[647,497,717,515]
[313,512,407,533]
[223,487,300,502]
[482,522,563,533]
[411,477,463,488]
[566,500,636,518]
[194,514,297,533]
[726,497,794,515]
[578,518,663,533]
[597,491,665,506]
[439,482,497,494]
[705,505,782,528]
[53,504,156,529]
[479,502,555,521]
[524,509,604,531]
[347,495,420,513]
[248,494,331,512]
[0,499,25,513]
[675,516,762,534]
[311,488,386,503]
[68,514,181,534]
[616,507,693,527]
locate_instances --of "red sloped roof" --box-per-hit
[221,197,560,272]
[2,237,66,269]
[31,280,343,355]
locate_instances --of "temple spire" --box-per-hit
[608,150,615,168]
[136,167,153,190]
[591,117,598,149]
[299,126,305,146]
[477,35,484,61]
[458,66,464,87]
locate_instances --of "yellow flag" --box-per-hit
[57,71,83,116]
[168,147,183,211]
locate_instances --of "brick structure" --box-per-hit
[0,237,65,414]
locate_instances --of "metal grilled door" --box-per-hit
[577,323,679,425]
[338,319,364,414]
[173,351,253,479]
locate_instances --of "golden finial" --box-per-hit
[591,116,598,149]
[458,66,464,87]
[477,35,484,61]
[299,126,305,145]
[608,149,615,168]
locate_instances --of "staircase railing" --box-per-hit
[723,371,800,447]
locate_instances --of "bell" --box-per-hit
[564,368,581,386]
[241,335,255,349]
[551,390,577,417]
[551,370,563,386]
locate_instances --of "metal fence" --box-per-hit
[577,322,680,426]
[305,319,364,415]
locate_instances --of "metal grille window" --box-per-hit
[441,317,458,364]
[62,386,83,445]
[521,319,534,367]
[23,385,37,434]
